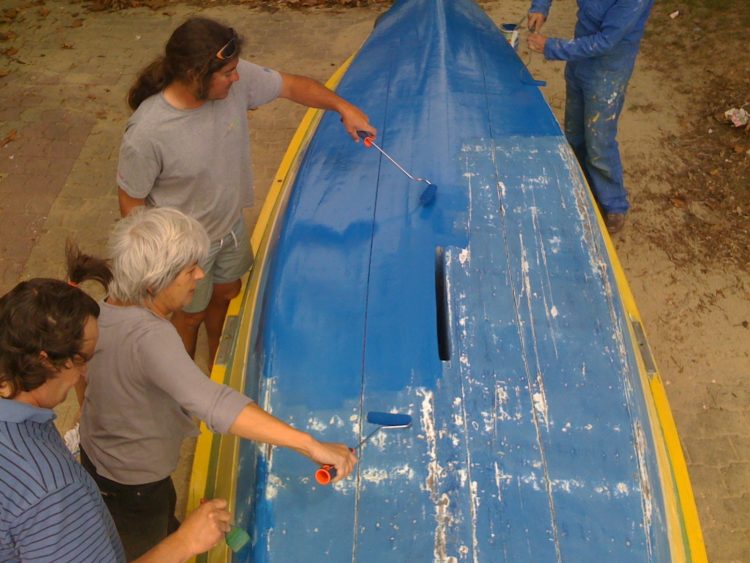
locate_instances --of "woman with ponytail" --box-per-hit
[117,17,376,365]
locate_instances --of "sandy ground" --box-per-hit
[0,0,748,560]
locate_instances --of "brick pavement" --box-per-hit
[1,1,747,560]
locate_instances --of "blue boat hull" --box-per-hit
[189,0,706,561]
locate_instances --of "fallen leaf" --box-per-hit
[87,93,97,100]
[0,31,17,41]
[70,18,84,28]
[670,195,687,208]
[0,69,9,78]
[1,129,18,147]
[3,9,19,20]
[39,7,50,16]
[2,47,18,56]
[733,145,746,154]
[62,42,74,49]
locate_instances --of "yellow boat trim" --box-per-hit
[187,54,357,562]
[591,196,707,562]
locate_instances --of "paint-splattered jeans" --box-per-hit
[564,51,638,214]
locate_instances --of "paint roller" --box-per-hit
[315,411,413,485]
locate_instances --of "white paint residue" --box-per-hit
[328,414,345,428]
[584,423,593,431]
[307,417,327,432]
[261,377,275,413]
[520,246,533,299]
[480,410,494,432]
[458,468,468,488]
[470,479,481,556]
[417,388,439,493]
[433,493,457,563]
[562,422,571,432]
[391,464,415,480]
[496,384,513,422]
[459,354,470,367]
[550,478,584,493]
[615,482,630,496]
[370,431,387,450]
[362,467,389,484]
[520,472,541,491]
[532,391,549,429]
[634,421,654,557]
[458,247,470,265]
[550,305,559,318]
[265,474,284,500]
[494,462,513,501]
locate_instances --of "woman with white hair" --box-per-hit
[73,207,357,560]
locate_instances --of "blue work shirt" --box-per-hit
[530,0,654,61]
[0,400,125,562]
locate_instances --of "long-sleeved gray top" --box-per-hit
[80,301,250,485]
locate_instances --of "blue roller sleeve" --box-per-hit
[419,184,438,206]
[366,411,412,427]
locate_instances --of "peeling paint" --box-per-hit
[434,493,457,563]
[266,474,284,500]
[361,467,390,484]
[458,247,470,265]
[307,417,327,432]
[634,422,654,558]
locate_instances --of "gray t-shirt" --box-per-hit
[79,301,250,485]
[117,60,282,241]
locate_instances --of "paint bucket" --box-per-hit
[500,23,519,50]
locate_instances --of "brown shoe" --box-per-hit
[604,212,626,234]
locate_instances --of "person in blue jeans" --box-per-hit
[527,0,654,234]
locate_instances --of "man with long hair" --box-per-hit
[117,17,376,363]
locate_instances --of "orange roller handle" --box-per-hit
[315,464,337,485]
[357,130,374,148]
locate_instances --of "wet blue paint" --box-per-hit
[234,0,672,561]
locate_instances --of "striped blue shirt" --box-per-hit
[0,400,125,562]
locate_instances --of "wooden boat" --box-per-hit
[189,0,706,560]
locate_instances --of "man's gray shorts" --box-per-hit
[184,218,253,314]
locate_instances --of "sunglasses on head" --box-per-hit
[215,30,238,61]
